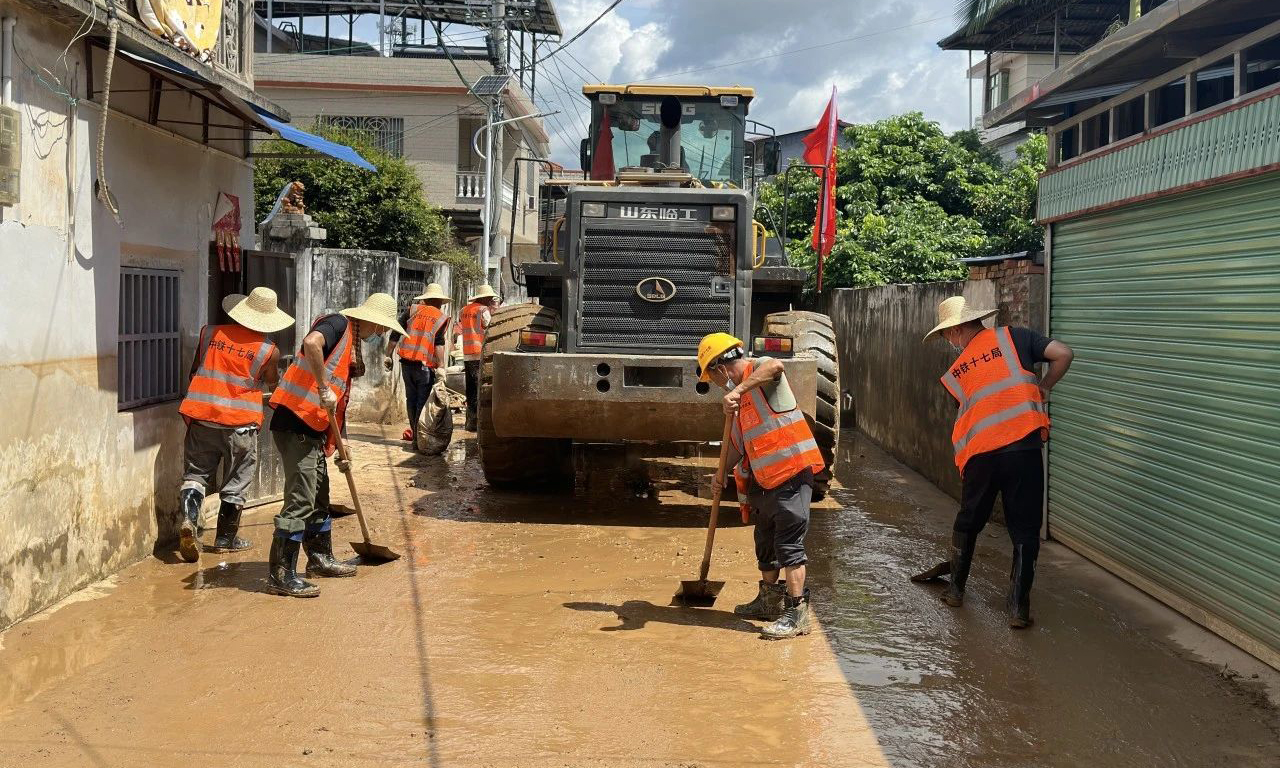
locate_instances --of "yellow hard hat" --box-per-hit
[697,332,744,381]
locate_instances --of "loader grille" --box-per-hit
[578,226,734,352]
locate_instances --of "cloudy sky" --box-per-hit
[335,0,980,166]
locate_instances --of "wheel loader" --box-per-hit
[479,84,840,493]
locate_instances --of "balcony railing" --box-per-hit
[213,0,248,81]
[456,171,517,209]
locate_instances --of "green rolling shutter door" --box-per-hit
[1050,173,1280,665]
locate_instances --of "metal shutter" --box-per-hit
[1049,173,1280,667]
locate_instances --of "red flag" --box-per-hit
[801,87,839,291]
[590,109,616,180]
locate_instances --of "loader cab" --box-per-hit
[579,85,754,187]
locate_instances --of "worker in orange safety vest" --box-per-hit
[912,296,1073,628]
[456,284,499,432]
[384,283,451,446]
[698,333,826,640]
[176,288,294,563]
[267,293,405,597]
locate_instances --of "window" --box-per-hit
[988,70,1010,109]
[118,267,181,410]
[316,115,404,157]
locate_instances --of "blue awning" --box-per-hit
[250,106,376,172]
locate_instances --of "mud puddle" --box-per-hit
[0,423,1275,767]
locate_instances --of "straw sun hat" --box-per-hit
[222,288,295,333]
[468,284,499,302]
[340,292,408,337]
[923,296,997,342]
[413,282,450,302]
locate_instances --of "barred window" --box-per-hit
[317,115,405,158]
[118,267,182,410]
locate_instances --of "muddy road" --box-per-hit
[0,424,1276,767]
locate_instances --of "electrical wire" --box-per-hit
[533,0,624,66]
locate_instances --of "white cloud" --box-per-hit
[537,0,976,165]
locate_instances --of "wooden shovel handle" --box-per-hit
[325,408,373,545]
[698,412,735,582]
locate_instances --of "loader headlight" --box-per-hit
[582,202,606,218]
[711,205,736,221]
[752,336,793,357]
[518,329,559,351]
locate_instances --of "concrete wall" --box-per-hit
[0,5,255,629]
[307,249,400,424]
[826,281,998,499]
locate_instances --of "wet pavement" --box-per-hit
[0,423,1276,767]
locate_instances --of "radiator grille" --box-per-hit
[579,226,733,351]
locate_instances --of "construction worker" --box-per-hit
[384,283,450,445]
[698,333,826,639]
[913,296,1074,628]
[267,293,405,597]
[457,284,499,431]
[176,288,294,563]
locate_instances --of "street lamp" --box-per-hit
[473,110,558,280]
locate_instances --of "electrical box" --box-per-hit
[0,105,19,206]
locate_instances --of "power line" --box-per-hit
[534,0,624,66]
[636,14,953,82]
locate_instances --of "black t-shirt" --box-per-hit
[981,326,1053,455]
[270,314,349,438]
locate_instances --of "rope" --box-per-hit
[94,14,121,224]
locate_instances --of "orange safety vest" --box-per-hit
[459,301,488,359]
[268,316,354,433]
[179,325,276,427]
[728,360,826,493]
[398,304,449,366]
[941,326,1050,474]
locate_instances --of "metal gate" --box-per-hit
[207,247,297,507]
[1049,173,1280,667]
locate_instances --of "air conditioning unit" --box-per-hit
[0,105,19,206]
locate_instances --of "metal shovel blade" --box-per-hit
[350,540,401,564]
[674,579,725,607]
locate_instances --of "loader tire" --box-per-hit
[764,311,840,499]
[478,303,573,488]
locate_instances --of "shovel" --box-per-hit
[675,413,734,607]
[326,409,401,563]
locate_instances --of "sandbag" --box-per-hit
[415,381,454,455]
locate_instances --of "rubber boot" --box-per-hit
[208,500,252,553]
[941,531,978,607]
[464,409,478,432]
[734,580,786,620]
[1007,542,1038,629]
[178,488,203,563]
[762,589,812,639]
[303,523,357,578]
[265,534,320,598]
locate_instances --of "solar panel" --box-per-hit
[472,74,511,96]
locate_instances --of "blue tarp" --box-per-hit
[250,106,377,172]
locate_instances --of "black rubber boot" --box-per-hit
[941,531,979,607]
[208,500,252,553]
[303,527,357,578]
[762,589,812,639]
[464,411,477,432]
[734,580,786,620]
[265,536,320,598]
[178,489,203,563]
[1007,542,1038,629]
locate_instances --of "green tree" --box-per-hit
[254,125,480,279]
[757,112,1046,290]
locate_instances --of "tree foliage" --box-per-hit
[757,112,1046,290]
[254,125,481,279]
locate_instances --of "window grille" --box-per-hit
[317,115,405,157]
[118,267,182,410]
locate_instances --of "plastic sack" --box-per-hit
[415,381,454,455]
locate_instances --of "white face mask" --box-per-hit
[723,376,736,391]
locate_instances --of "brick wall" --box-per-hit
[968,259,1047,334]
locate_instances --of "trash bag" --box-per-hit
[415,380,454,455]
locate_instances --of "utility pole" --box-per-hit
[483,0,507,286]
